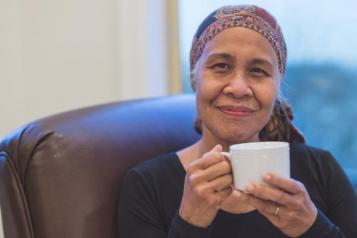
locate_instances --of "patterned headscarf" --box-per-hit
[190,5,287,75]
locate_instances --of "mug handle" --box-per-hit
[220,151,231,160]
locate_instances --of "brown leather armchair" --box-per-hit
[0,95,200,238]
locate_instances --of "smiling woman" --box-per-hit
[180,1,357,186]
[117,4,357,238]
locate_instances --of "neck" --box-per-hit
[199,128,260,154]
[178,126,260,168]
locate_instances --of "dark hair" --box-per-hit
[259,98,305,143]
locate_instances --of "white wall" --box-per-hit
[0,0,171,139]
[0,0,174,237]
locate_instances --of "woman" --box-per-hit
[118,5,357,238]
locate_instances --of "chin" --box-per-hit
[207,124,262,145]
[223,132,260,144]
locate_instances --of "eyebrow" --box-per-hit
[249,58,275,69]
[205,52,275,68]
[205,53,234,63]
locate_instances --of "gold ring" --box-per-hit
[274,206,280,216]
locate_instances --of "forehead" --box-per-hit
[201,27,278,66]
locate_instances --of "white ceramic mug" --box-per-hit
[221,141,290,190]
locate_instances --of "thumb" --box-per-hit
[211,144,223,152]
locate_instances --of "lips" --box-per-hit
[218,105,258,117]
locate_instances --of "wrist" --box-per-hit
[179,208,211,228]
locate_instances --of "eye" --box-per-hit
[210,63,231,73]
[250,67,269,77]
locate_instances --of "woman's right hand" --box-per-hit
[179,144,233,228]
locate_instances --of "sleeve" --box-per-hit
[301,150,357,238]
[117,169,211,238]
[299,209,345,238]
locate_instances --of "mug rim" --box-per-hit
[229,141,289,151]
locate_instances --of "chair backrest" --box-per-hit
[0,95,200,238]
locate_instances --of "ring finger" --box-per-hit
[242,193,285,217]
[245,183,294,207]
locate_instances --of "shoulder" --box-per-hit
[290,143,338,171]
[123,152,184,190]
[290,142,344,177]
[290,143,333,159]
[130,152,181,177]
[120,152,181,198]
[120,152,185,213]
[289,143,343,194]
[290,143,355,197]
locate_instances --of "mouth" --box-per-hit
[217,105,258,117]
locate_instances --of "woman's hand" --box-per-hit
[242,173,317,237]
[179,145,233,228]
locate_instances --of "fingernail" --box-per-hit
[263,173,272,181]
[213,144,222,152]
[245,184,255,193]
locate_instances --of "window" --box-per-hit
[179,0,357,185]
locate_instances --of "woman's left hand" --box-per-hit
[241,173,318,237]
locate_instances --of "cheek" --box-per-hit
[195,74,221,101]
[195,78,221,121]
[254,80,279,109]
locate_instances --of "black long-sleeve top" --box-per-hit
[118,143,357,237]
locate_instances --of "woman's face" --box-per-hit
[193,27,281,146]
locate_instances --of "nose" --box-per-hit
[222,72,253,98]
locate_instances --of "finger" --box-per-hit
[207,174,233,192]
[216,187,233,202]
[231,188,244,198]
[205,187,233,208]
[211,144,223,152]
[242,193,280,215]
[189,145,224,170]
[259,210,281,225]
[185,161,230,187]
[203,160,231,181]
[263,173,305,194]
[244,183,294,207]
